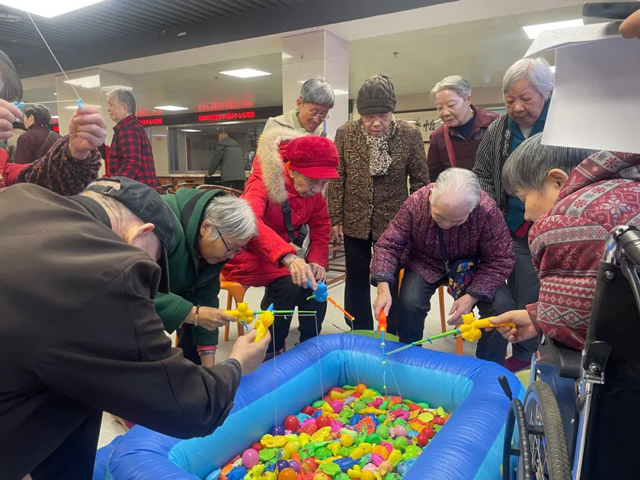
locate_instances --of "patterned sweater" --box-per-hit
[370,184,515,301]
[527,151,640,350]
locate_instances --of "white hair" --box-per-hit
[502,57,554,101]
[299,76,335,108]
[430,75,472,102]
[204,195,257,241]
[432,168,481,212]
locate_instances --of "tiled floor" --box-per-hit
[97,281,486,448]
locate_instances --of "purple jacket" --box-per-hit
[371,184,515,301]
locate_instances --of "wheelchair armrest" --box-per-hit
[538,340,582,379]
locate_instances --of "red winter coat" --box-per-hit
[527,151,640,350]
[222,127,331,287]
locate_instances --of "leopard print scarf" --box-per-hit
[364,118,396,177]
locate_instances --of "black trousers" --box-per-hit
[390,269,515,365]
[343,234,400,331]
[262,275,328,353]
[507,235,540,361]
[31,410,102,480]
[177,324,201,365]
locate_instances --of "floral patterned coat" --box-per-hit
[327,119,429,241]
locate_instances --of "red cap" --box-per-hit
[280,136,339,179]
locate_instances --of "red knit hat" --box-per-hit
[281,136,339,179]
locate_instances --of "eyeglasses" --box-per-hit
[216,228,243,254]
[302,103,331,121]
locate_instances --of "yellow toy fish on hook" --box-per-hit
[458,313,515,342]
[225,302,255,326]
[254,310,275,342]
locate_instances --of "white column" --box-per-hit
[282,30,349,138]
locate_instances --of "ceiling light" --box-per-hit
[549,66,556,73]
[63,104,99,110]
[0,0,105,18]
[53,93,57,96]
[181,129,201,133]
[154,105,189,111]
[220,69,272,78]
[522,19,584,40]
[333,89,349,96]
[153,134,167,137]
[51,115,59,119]
[282,53,293,60]
[63,75,100,89]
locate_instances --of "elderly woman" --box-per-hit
[328,74,430,330]
[15,104,61,165]
[473,57,554,370]
[493,136,640,478]
[155,190,258,367]
[223,130,337,357]
[427,75,499,181]
[371,168,515,364]
[264,76,334,137]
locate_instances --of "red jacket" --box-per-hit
[427,106,499,181]
[223,127,331,287]
[527,151,640,350]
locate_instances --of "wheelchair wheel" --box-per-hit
[523,381,571,480]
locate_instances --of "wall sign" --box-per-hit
[139,106,279,127]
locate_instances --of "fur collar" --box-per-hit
[256,126,305,204]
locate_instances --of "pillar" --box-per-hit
[282,30,349,138]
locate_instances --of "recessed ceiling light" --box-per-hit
[154,105,189,111]
[53,93,57,96]
[153,134,168,137]
[522,19,584,40]
[63,104,99,110]
[63,75,101,89]
[220,69,272,78]
[51,115,59,119]
[549,66,556,73]
[181,129,201,133]
[0,0,105,18]
[333,89,349,96]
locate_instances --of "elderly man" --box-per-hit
[106,88,158,188]
[264,76,334,137]
[372,168,515,364]
[0,50,104,194]
[206,132,246,191]
[0,177,270,479]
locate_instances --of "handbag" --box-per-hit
[281,200,310,258]
[436,226,479,299]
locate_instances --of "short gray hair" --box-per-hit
[430,75,472,102]
[108,88,136,115]
[502,133,596,195]
[204,195,257,241]
[299,76,335,108]
[502,57,554,101]
[23,104,52,125]
[432,168,482,212]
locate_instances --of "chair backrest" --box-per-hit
[174,182,199,190]
[197,184,243,197]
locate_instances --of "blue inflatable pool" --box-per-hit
[101,334,522,480]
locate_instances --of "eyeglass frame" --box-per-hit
[215,227,242,254]
[302,102,332,121]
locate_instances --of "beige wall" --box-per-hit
[395,86,504,112]
[150,126,170,175]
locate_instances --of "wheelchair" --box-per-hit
[500,225,640,480]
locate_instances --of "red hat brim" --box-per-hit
[290,165,339,180]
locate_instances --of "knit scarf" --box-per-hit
[364,118,396,177]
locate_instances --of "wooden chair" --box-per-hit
[174,182,199,190]
[196,184,243,196]
[398,269,463,355]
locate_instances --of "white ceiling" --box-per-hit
[21,1,587,116]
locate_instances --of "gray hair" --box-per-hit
[432,168,482,212]
[204,195,257,241]
[502,133,596,195]
[0,50,22,103]
[502,57,554,101]
[299,76,335,109]
[430,75,472,102]
[23,104,52,125]
[107,88,136,115]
